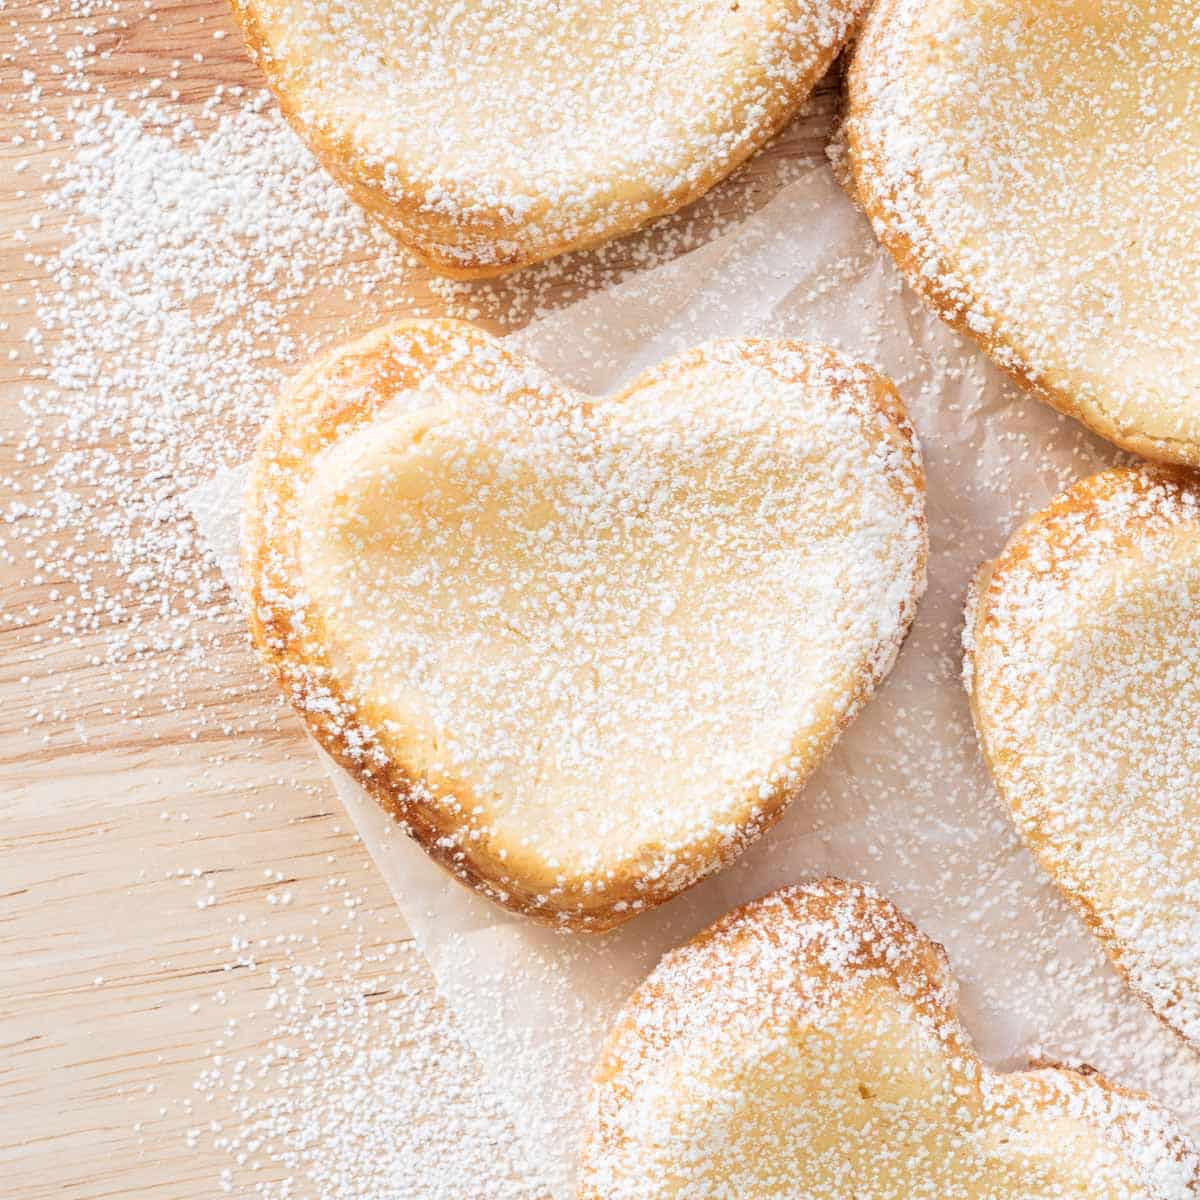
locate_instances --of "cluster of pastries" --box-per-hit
[230,0,1200,1191]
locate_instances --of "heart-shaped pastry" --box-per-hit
[227,0,869,277]
[580,878,1200,1198]
[242,320,926,929]
[967,467,1200,1046]
[845,0,1200,465]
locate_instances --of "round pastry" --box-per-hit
[967,467,1200,1045]
[845,0,1200,465]
[580,878,1200,1199]
[227,0,869,277]
[242,319,926,930]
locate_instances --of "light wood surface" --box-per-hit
[0,2,835,1194]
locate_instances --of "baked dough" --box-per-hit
[967,467,1200,1046]
[845,0,1200,465]
[580,878,1200,1199]
[227,0,869,277]
[242,320,926,930]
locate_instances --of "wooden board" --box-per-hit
[0,2,836,1194]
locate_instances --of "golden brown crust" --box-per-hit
[241,324,484,900]
[584,878,961,1107]
[845,0,1200,467]
[966,466,1200,1046]
[226,0,866,278]
[580,877,1200,1199]
[242,320,926,931]
[225,0,520,278]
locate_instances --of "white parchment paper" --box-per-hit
[189,164,1200,1197]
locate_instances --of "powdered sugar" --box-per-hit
[192,935,551,1199]
[970,467,1200,1045]
[3,6,835,1192]
[581,880,1199,1199]
[847,0,1200,463]
[5,91,419,738]
[234,0,867,271]
[9,0,1200,1193]
[246,324,926,927]
[4,57,823,743]
[192,166,1200,1194]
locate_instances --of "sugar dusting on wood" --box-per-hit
[1,0,826,1192]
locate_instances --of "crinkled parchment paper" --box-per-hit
[189,165,1200,1198]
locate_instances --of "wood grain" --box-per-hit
[0,1,837,1193]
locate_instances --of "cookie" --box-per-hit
[242,320,926,929]
[581,878,1199,1198]
[228,0,869,276]
[967,466,1200,1045]
[845,0,1200,464]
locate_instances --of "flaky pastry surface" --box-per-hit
[967,467,1200,1046]
[581,878,1199,1199]
[846,0,1200,464]
[228,0,868,276]
[242,320,926,929]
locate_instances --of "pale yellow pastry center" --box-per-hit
[583,884,1194,1197]
[294,363,921,885]
[603,984,1148,1198]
